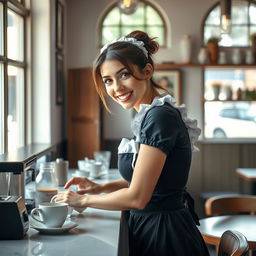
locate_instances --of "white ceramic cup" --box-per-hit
[31,202,68,228]
[90,161,102,178]
[51,191,86,214]
[94,151,111,174]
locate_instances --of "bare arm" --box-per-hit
[56,144,166,211]
[100,179,129,193]
[64,177,128,194]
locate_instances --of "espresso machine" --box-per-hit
[0,143,55,239]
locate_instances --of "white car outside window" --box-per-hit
[205,105,256,138]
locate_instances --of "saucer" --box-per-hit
[30,220,78,234]
[72,170,90,178]
[89,171,107,179]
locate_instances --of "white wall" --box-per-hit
[31,0,51,143]
[31,0,66,145]
[66,0,216,139]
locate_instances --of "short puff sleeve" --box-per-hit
[139,105,181,155]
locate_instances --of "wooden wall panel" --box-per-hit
[68,68,100,168]
[188,142,256,216]
[202,143,240,192]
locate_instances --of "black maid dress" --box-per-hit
[117,95,209,256]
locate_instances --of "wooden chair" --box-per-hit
[205,195,256,216]
[218,230,249,256]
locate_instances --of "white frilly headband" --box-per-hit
[100,37,148,57]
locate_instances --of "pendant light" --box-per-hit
[220,0,232,34]
[118,0,138,14]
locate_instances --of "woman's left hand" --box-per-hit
[53,190,86,208]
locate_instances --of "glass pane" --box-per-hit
[205,101,256,138]
[146,26,164,45]
[249,4,256,24]
[218,34,232,47]
[121,26,145,37]
[121,6,144,25]
[102,26,120,44]
[0,63,4,154]
[103,7,120,25]
[232,1,248,25]
[204,26,220,44]
[205,6,220,25]
[146,6,163,25]
[204,68,256,139]
[231,26,249,46]
[7,9,24,61]
[0,3,3,56]
[7,66,24,151]
[250,26,256,36]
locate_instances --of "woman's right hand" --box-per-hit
[64,177,101,194]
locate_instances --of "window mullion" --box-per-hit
[3,0,7,152]
[7,0,27,15]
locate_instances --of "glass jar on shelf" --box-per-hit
[35,162,58,206]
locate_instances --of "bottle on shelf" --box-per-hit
[232,49,242,64]
[35,162,58,206]
[180,34,192,63]
[236,88,242,100]
[198,47,208,64]
[218,51,227,64]
[245,49,254,64]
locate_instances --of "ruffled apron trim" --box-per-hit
[118,138,139,169]
[131,94,201,153]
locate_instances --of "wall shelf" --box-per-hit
[204,100,256,102]
[156,63,256,69]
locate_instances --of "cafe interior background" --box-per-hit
[1,0,256,217]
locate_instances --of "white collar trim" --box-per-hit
[131,94,201,152]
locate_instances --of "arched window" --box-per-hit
[100,1,167,47]
[204,0,256,47]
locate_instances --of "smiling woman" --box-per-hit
[54,30,209,256]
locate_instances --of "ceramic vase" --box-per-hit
[232,49,242,64]
[245,49,254,64]
[225,87,233,100]
[218,51,227,64]
[212,85,221,100]
[198,47,208,64]
[207,42,219,64]
[180,34,192,63]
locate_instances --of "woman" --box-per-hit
[54,31,209,256]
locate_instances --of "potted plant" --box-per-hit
[207,37,220,64]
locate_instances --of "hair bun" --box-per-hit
[126,30,159,55]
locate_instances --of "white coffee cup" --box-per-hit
[90,161,102,178]
[31,202,68,228]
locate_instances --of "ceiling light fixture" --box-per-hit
[220,0,232,34]
[118,0,138,15]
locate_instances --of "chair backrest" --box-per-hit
[205,195,256,216]
[218,230,249,256]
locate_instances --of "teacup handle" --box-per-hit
[31,208,44,224]
[50,195,57,203]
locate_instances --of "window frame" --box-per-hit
[98,0,168,48]
[0,0,29,153]
[202,0,256,47]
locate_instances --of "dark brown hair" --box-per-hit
[92,30,167,111]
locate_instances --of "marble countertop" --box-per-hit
[0,169,122,256]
